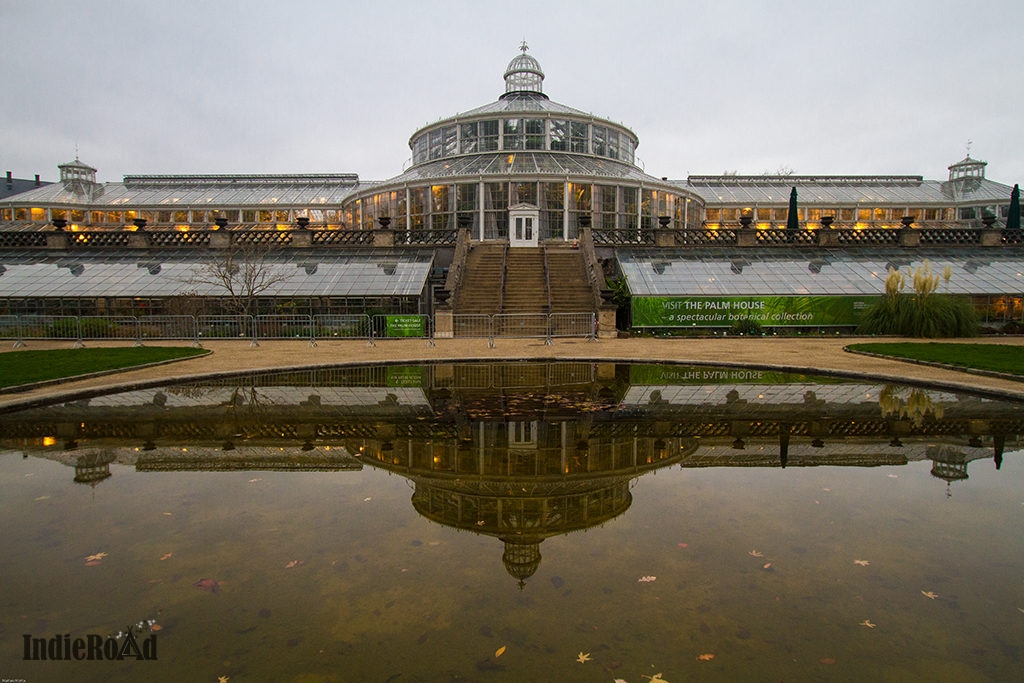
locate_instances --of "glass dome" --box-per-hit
[503,44,545,96]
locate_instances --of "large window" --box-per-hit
[570,122,589,153]
[483,182,508,239]
[503,119,524,150]
[593,126,607,156]
[525,119,544,150]
[550,120,568,151]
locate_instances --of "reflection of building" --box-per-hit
[1,362,1019,500]
[359,418,694,586]
[2,47,1022,328]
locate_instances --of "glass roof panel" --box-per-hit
[617,248,1024,297]
[0,250,433,298]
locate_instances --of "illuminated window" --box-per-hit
[30,207,46,221]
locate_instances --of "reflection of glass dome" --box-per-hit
[503,45,545,97]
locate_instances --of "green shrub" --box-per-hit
[856,262,977,338]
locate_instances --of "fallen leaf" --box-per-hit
[495,645,506,657]
[860,619,876,628]
[248,478,262,483]
[160,553,173,561]
[854,559,870,566]
[677,543,688,548]
[84,560,102,567]
[921,590,938,600]
[762,562,772,570]
[84,552,108,562]
[697,653,715,661]
[363,497,372,502]
[218,677,230,683]
[748,550,763,558]
[193,578,221,593]
[576,652,591,663]
[162,512,173,516]
[150,624,163,632]
[638,575,657,583]
[34,495,50,501]
[285,560,305,569]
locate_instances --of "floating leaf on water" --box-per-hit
[637,575,657,582]
[495,645,506,657]
[160,553,173,561]
[853,559,870,566]
[762,562,772,570]
[194,578,221,593]
[697,653,715,661]
[748,550,763,558]
[860,619,876,628]
[921,590,938,600]
[576,652,592,663]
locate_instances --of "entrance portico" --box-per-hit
[509,203,539,247]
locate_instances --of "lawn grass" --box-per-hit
[0,347,208,389]
[847,342,1024,376]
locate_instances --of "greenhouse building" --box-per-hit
[1,45,1022,338]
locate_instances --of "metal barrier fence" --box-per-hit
[256,315,315,344]
[1,312,596,347]
[493,313,550,344]
[451,314,494,347]
[313,315,372,342]
[137,315,198,342]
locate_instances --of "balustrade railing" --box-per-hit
[3,226,1019,251]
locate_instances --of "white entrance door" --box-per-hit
[508,204,539,247]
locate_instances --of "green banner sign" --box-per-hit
[632,295,877,328]
[384,315,426,337]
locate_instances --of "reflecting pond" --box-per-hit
[2,362,1023,682]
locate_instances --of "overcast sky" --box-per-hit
[2,0,1021,187]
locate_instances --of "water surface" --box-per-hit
[1,362,1022,682]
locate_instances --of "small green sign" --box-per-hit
[385,315,426,337]
[632,295,877,328]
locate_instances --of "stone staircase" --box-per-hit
[545,248,594,313]
[453,244,596,318]
[454,244,505,315]
[501,248,547,313]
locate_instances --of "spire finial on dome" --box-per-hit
[519,39,529,54]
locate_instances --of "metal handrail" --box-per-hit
[542,244,553,313]
[497,243,509,314]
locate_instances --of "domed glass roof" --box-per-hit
[503,42,545,97]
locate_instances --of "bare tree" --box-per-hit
[183,240,291,318]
